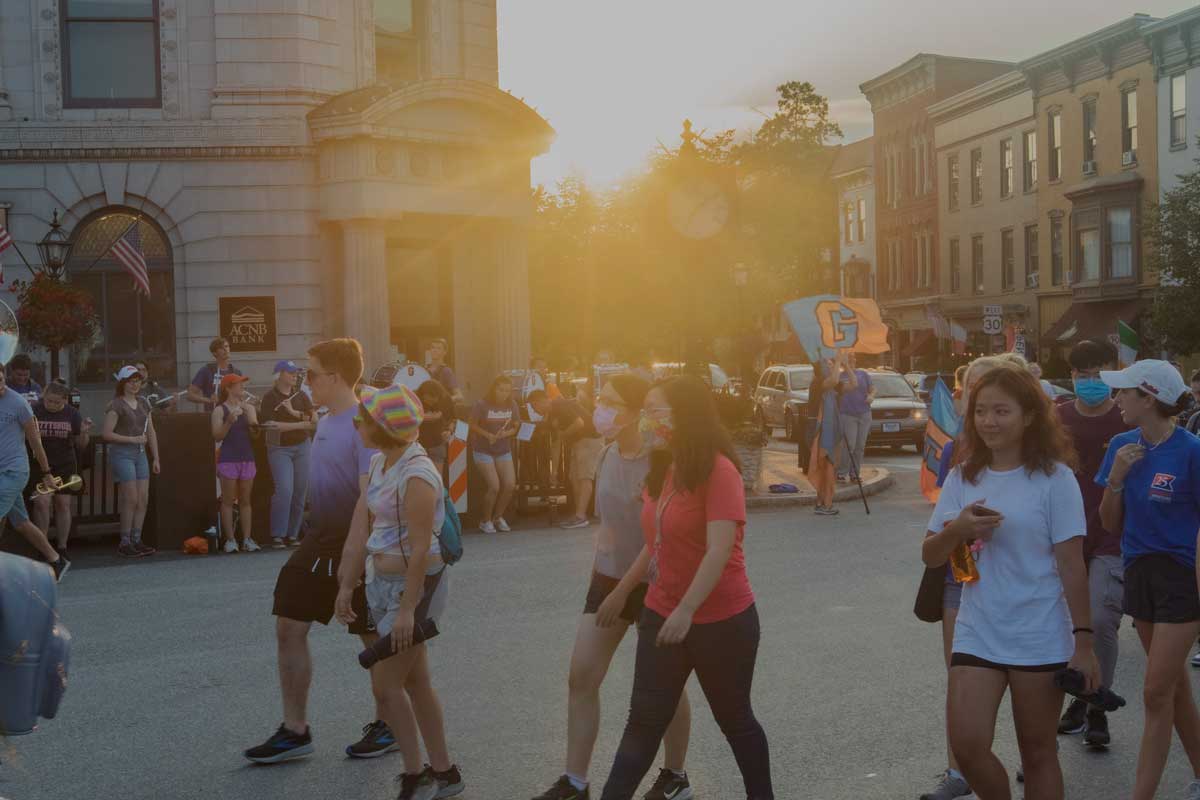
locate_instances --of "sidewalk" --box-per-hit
[746,448,894,510]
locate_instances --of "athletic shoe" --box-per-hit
[495,517,511,532]
[117,543,140,558]
[1185,778,1200,800]
[272,539,288,550]
[283,536,300,547]
[479,521,496,534]
[51,556,70,582]
[532,775,589,800]
[643,768,693,800]
[1058,698,1087,735]
[919,770,971,800]
[242,538,262,553]
[425,764,465,798]
[395,771,438,800]
[1084,708,1110,747]
[223,539,239,554]
[243,723,314,764]
[814,505,839,516]
[560,516,590,530]
[835,473,849,483]
[345,720,399,759]
[1191,649,1200,668]
[134,542,156,556]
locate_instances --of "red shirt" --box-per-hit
[641,455,755,623]
[1055,401,1130,559]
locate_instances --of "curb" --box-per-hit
[745,470,896,510]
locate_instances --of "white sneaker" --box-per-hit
[241,538,261,552]
[479,521,496,534]
[223,539,239,554]
[495,517,511,532]
[1191,649,1200,668]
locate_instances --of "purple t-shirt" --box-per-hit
[471,398,520,456]
[308,406,376,556]
[838,369,872,416]
[431,364,458,393]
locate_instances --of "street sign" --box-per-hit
[982,304,1003,336]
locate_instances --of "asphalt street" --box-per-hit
[1,448,1194,800]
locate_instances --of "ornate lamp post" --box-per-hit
[35,209,74,279]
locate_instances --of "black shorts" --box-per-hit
[583,571,648,624]
[272,536,372,635]
[1124,554,1200,624]
[950,653,1068,673]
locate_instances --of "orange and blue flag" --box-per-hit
[920,378,962,504]
[782,295,891,361]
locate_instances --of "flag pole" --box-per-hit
[75,214,142,276]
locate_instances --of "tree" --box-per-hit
[1146,151,1200,355]
[8,273,100,380]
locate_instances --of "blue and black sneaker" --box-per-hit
[345,719,400,759]
[244,723,314,764]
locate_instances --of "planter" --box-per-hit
[734,443,763,491]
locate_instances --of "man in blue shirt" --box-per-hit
[186,337,242,410]
[836,353,873,482]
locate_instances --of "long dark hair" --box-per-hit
[958,365,1077,484]
[485,375,514,405]
[645,376,742,499]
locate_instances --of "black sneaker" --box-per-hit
[533,775,590,800]
[1084,708,1110,747]
[134,542,156,556]
[425,764,465,798]
[1058,697,1087,734]
[345,719,400,759]
[395,771,438,800]
[117,543,140,558]
[51,556,70,582]
[244,723,314,764]
[643,768,693,800]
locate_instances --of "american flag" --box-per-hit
[0,224,12,284]
[109,222,151,296]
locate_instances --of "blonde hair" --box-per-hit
[963,354,1030,396]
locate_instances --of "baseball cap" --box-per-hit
[273,360,300,374]
[1100,359,1188,403]
[358,384,424,441]
[220,373,251,390]
[115,365,141,381]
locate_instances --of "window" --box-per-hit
[1000,139,1013,198]
[844,204,853,244]
[948,155,960,211]
[1024,225,1039,288]
[856,198,867,241]
[1001,229,1014,290]
[1172,73,1187,147]
[62,0,161,108]
[376,0,413,33]
[1077,210,1101,282]
[912,138,921,197]
[67,211,175,383]
[1122,88,1138,157]
[1050,217,1064,285]
[916,232,928,289]
[1048,111,1062,181]
[970,148,983,204]
[1023,131,1037,191]
[971,234,984,293]
[1109,207,1133,278]
[1082,98,1097,166]
[950,237,961,292]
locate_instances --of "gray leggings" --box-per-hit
[1088,555,1124,692]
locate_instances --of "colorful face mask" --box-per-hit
[592,404,623,439]
[638,411,674,451]
[1073,377,1111,407]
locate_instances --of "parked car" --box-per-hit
[652,362,733,393]
[905,371,957,403]
[866,370,928,451]
[752,364,813,439]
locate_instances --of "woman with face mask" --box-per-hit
[598,376,772,800]
[533,374,695,800]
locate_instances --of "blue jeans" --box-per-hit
[267,440,310,541]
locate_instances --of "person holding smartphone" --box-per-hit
[1096,360,1200,800]
[262,360,316,548]
[922,365,1098,800]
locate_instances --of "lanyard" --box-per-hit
[647,481,677,585]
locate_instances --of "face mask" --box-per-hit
[1073,377,1111,407]
[593,405,623,439]
[638,412,674,451]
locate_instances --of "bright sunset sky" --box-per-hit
[497,0,1197,190]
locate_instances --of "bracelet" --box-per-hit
[1107,481,1124,494]
[1073,627,1094,635]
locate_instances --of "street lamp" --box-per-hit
[35,209,74,280]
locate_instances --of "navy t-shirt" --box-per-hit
[1096,427,1200,568]
[190,363,242,399]
[33,402,81,474]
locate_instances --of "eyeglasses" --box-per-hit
[352,415,363,428]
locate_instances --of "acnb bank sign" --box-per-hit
[218,296,278,353]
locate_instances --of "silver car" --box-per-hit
[865,371,928,451]
[753,364,813,439]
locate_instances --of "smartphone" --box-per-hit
[972,504,1002,517]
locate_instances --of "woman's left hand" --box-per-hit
[656,606,693,647]
[391,607,416,653]
[152,459,161,475]
[1069,644,1102,694]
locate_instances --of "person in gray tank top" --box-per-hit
[532,374,695,800]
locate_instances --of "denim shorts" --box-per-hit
[109,443,149,483]
[0,469,29,524]
[366,567,449,637]
[943,581,963,611]
[473,450,512,465]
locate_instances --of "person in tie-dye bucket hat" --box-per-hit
[336,382,464,799]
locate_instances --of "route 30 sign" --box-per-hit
[982,305,1003,336]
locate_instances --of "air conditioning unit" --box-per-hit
[1122,151,1137,167]
[1026,272,1040,289]
[1082,160,1097,175]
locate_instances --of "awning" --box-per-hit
[901,329,936,357]
[1042,299,1147,346]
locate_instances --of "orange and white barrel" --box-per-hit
[447,436,468,513]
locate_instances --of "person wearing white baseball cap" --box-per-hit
[102,365,160,557]
[1096,359,1200,800]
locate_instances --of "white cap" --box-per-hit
[115,365,141,381]
[1100,359,1188,404]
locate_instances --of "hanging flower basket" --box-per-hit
[731,422,765,491]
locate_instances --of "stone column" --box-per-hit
[341,220,390,372]
[492,221,531,374]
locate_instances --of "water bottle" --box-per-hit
[949,542,980,583]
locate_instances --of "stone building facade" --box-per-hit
[830,136,874,299]
[0,0,550,409]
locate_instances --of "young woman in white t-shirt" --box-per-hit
[922,365,1100,800]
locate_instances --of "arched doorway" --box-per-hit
[66,209,175,385]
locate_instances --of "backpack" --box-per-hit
[436,485,464,565]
